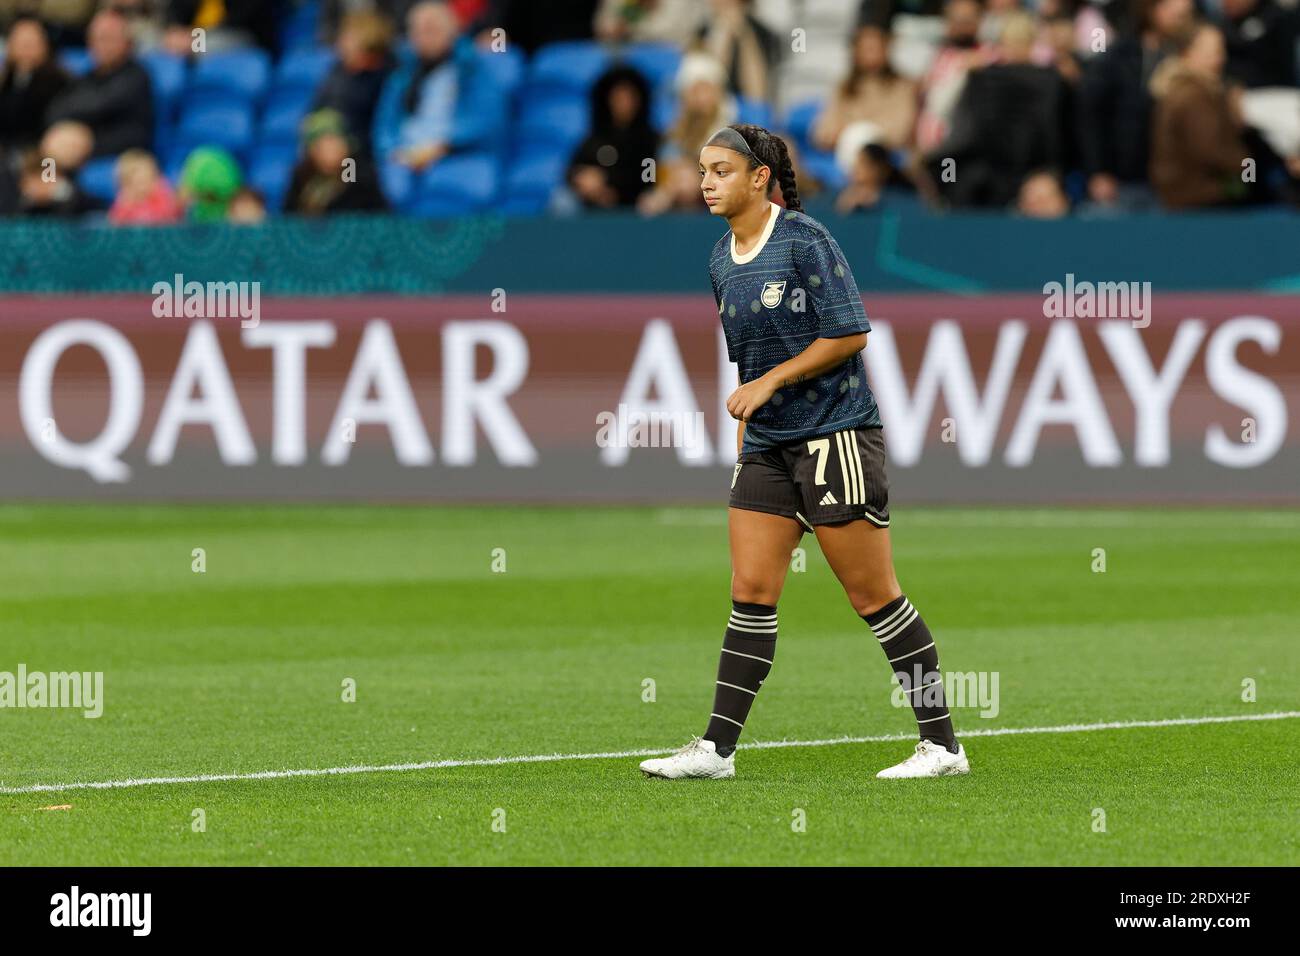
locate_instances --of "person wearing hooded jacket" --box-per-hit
[566,63,659,209]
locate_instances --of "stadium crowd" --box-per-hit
[0,0,1298,222]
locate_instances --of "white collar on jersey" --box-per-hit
[730,201,781,265]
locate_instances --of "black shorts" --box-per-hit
[729,426,890,532]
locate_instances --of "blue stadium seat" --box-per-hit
[162,146,190,183]
[175,104,255,162]
[528,41,610,96]
[476,46,526,101]
[278,0,321,53]
[619,43,681,91]
[187,50,271,107]
[379,161,416,208]
[736,96,774,130]
[78,156,118,203]
[651,90,676,132]
[259,90,316,146]
[801,150,846,191]
[249,147,298,212]
[59,48,92,76]
[784,99,823,149]
[505,148,567,211]
[140,51,187,124]
[516,92,588,152]
[274,48,335,95]
[408,153,500,217]
[154,121,174,161]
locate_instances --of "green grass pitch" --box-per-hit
[0,503,1297,866]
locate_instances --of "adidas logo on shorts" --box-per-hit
[819,491,838,506]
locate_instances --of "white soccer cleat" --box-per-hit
[639,736,735,779]
[875,740,970,779]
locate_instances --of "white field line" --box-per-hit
[654,508,1300,529]
[1,710,1295,796]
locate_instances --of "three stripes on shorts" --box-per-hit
[832,430,869,505]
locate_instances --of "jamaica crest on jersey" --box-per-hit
[760,280,786,308]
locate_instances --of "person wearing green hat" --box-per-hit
[177,146,243,223]
[285,108,387,216]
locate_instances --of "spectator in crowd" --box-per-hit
[566,64,658,209]
[0,17,69,155]
[285,108,387,215]
[372,0,504,172]
[104,0,169,52]
[813,25,918,153]
[313,10,395,152]
[323,1,502,41]
[1034,5,1084,84]
[1037,13,1085,175]
[321,1,416,42]
[638,51,734,214]
[594,0,704,46]
[695,0,778,102]
[43,9,154,167]
[36,115,90,169]
[1015,167,1070,216]
[1077,0,1193,209]
[162,0,276,53]
[107,148,181,224]
[177,144,240,221]
[1149,20,1253,209]
[915,0,988,154]
[1218,0,1299,89]
[1033,0,1109,66]
[928,12,1065,207]
[835,141,912,213]
[978,0,1022,46]
[227,185,267,223]
[0,0,96,47]
[15,145,99,215]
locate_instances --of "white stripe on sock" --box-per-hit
[729,610,777,622]
[877,608,920,643]
[868,599,913,636]
[716,680,757,696]
[888,641,935,664]
[906,677,944,694]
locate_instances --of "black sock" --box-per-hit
[863,595,958,753]
[703,601,776,758]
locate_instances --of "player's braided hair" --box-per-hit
[729,123,802,212]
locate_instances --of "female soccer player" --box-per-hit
[639,124,970,780]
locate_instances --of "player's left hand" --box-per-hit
[726,376,777,421]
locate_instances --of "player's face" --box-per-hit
[699,146,765,218]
